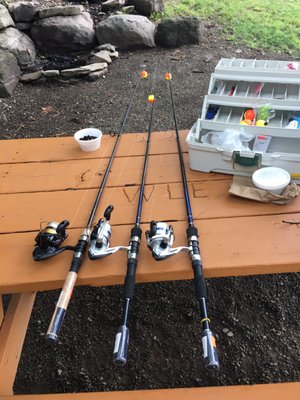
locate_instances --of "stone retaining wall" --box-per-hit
[0,1,205,97]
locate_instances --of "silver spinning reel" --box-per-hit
[88,205,129,260]
[145,221,190,261]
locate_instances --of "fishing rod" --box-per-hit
[145,73,219,369]
[32,71,147,343]
[110,92,156,366]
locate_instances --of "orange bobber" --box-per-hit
[148,94,155,103]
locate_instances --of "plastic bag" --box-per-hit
[201,129,254,151]
[285,112,300,129]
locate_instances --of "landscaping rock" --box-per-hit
[87,67,108,81]
[0,27,36,66]
[130,0,164,16]
[90,50,112,64]
[155,16,205,48]
[122,5,135,13]
[96,15,155,50]
[42,69,59,78]
[0,49,20,97]
[15,22,31,31]
[101,0,125,12]
[8,2,38,22]
[38,5,84,19]
[109,50,118,59]
[31,12,96,54]
[0,4,14,29]
[21,70,43,82]
[96,43,116,52]
[60,62,107,78]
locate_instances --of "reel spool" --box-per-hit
[145,221,189,260]
[33,220,71,261]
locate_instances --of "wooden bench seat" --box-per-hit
[0,132,299,398]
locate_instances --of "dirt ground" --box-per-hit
[1,20,299,395]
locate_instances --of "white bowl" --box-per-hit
[74,128,102,152]
[252,167,290,195]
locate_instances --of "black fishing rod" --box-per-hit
[112,93,156,366]
[33,71,147,343]
[146,73,219,369]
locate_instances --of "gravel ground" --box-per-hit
[0,14,299,395]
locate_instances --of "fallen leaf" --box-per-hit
[41,106,55,114]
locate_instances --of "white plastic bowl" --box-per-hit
[74,128,102,152]
[252,167,290,195]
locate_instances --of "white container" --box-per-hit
[74,128,102,152]
[252,167,290,194]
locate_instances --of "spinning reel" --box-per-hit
[33,220,74,261]
[88,205,129,259]
[145,221,190,261]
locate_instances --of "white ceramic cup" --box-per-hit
[252,167,290,195]
[74,128,102,152]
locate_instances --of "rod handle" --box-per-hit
[113,325,129,366]
[202,329,219,369]
[45,270,77,343]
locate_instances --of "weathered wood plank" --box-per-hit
[0,153,227,194]
[0,214,299,294]
[1,180,300,234]
[0,131,188,164]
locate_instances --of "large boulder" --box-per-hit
[155,16,205,48]
[8,2,38,22]
[129,0,164,16]
[0,27,36,66]
[0,49,20,97]
[96,15,155,50]
[31,12,96,54]
[0,4,14,29]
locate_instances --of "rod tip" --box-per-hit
[141,70,148,79]
[165,72,172,81]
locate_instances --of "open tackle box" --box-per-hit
[186,58,300,179]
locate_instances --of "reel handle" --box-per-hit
[149,220,157,238]
[56,220,69,236]
[104,205,114,221]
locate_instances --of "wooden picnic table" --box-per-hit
[0,131,299,399]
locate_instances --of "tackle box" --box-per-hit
[186,58,300,179]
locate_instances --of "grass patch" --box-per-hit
[158,0,300,54]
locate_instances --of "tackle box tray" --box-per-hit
[186,58,300,179]
[208,75,300,108]
[215,58,300,81]
[187,119,300,180]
